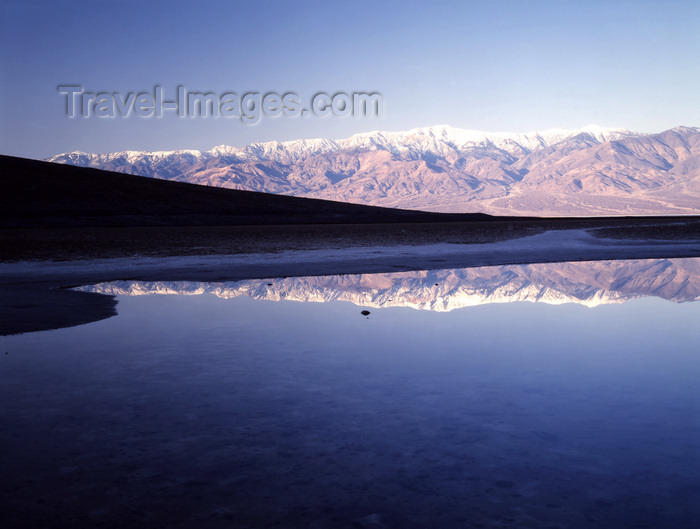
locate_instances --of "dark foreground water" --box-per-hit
[2,261,700,528]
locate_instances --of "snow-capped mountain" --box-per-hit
[47,125,700,216]
[76,258,700,311]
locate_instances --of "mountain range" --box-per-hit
[77,258,700,310]
[48,125,700,216]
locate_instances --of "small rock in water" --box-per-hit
[360,310,370,316]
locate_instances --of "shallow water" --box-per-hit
[2,260,700,528]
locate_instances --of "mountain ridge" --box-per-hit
[49,124,642,163]
[47,125,700,216]
[75,258,700,311]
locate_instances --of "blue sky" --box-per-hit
[1,0,699,159]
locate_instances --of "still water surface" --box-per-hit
[2,259,699,528]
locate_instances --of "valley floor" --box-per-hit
[2,217,699,262]
[2,219,700,335]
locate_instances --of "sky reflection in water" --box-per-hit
[2,258,699,528]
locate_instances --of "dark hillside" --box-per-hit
[0,155,493,228]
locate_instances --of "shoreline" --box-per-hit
[2,227,700,336]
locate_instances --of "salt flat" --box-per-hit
[2,228,699,286]
[2,228,700,335]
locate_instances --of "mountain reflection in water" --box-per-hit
[76,258,700,310]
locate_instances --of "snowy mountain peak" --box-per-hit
[670,125,700,134]
[44,124,700,217]
[75,259,700,311]
[48,124,640,166]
